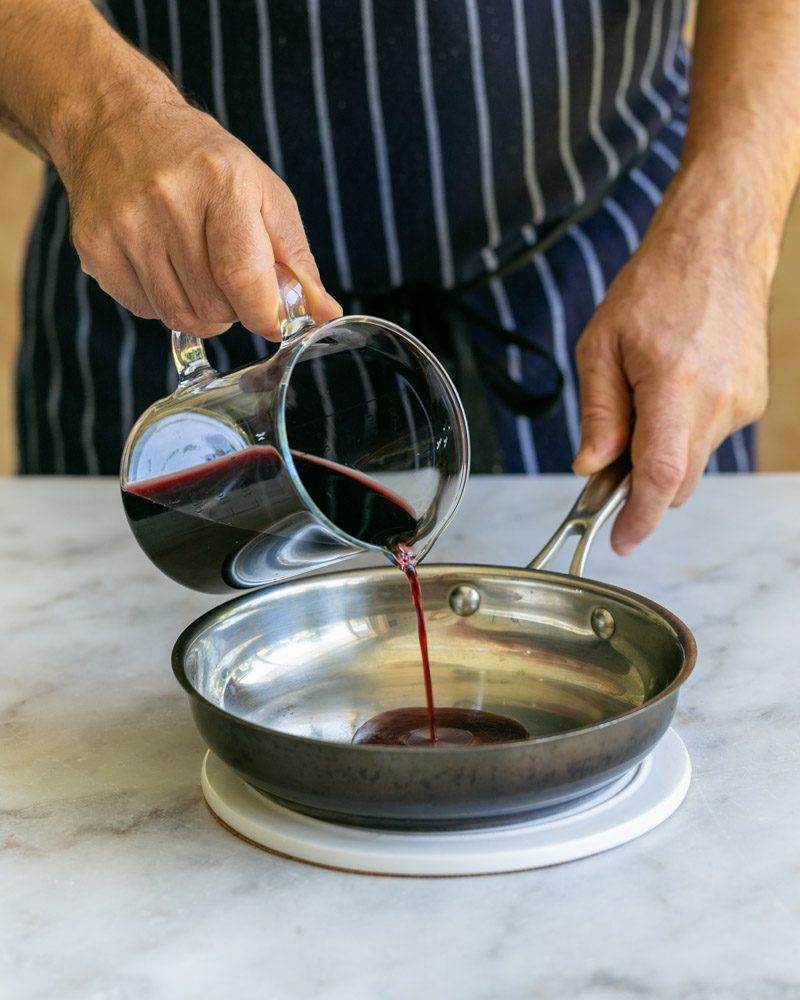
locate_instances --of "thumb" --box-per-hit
[573,336,632,476]
[262,188,342,325]
[279,245,342,325]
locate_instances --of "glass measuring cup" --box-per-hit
[120,265,470,593]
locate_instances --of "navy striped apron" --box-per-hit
[15,0,754,475]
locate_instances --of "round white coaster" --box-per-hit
[202,728,691,877]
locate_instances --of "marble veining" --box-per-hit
[1,475,799,999]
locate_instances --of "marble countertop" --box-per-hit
[1,474,799,999]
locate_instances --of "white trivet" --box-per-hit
[201,728,690,876]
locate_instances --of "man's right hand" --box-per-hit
[63,97,341,339]
[0,0,340,340]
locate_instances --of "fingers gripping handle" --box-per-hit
[170,263,314,382]
[528,451,632,577]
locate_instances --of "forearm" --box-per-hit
[574,1,797,544]
[671,0,800,274]
[0,0,178,177]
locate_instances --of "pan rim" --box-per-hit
[171,562,696,753]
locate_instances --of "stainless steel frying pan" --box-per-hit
[173,458,696,830]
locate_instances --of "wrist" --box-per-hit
[652,146,787,284]
[0,1,182,183]
[46,65,181,187]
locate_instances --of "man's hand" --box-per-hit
[573,0,800,554]
[0,0,340,340]
[63,98,341,339]
[573,172,770,555]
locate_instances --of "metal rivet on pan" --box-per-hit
[449,585,481,617]
[591,608,616,639]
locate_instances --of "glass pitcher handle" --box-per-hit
[171,263,315,382]
[275,262,316,340]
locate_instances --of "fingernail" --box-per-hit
[615,540,635,557]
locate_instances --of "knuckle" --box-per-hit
[704,377,734,405]
[580,403,621,431]
[95,276,156,320]
[638,454,686,494]
[76,253,97,278]
[660,343,699,379]
[286,245,317,271]
[199,148,236,184]
[112,288,157,320]
[186,284,237,325]
[644,333,680,367]
[203,306,237,325]
[71,222,107,262]
[212,258,265,294]
[111,205,146,242]
[708,372,768,426]
[162,308,197,332]
[144,172,180,210]
[575,326,619,371]
[127,301,158,321]
[70,222,92,254]
[680,358,703,385]
[575,348,606,383]
[740,382,769,422]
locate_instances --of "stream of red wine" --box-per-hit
[395,544,437,744]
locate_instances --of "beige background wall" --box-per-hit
[0,135,42,475]
[0,131,798,474]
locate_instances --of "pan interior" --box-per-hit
[181,566,688,745]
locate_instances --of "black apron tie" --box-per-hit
[335,281,564,474]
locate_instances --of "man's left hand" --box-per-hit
[572,172,771,554]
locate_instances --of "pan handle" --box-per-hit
[527,451,632,577]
